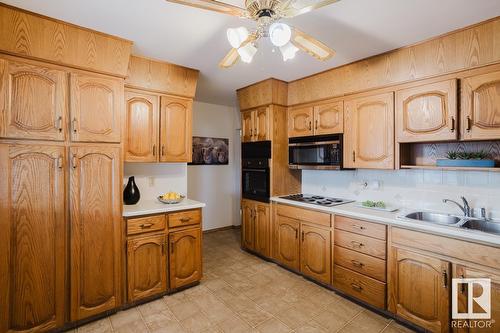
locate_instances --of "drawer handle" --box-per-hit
[352,224,366,230]
[350,241,364,248]
[140,223,154,229]
[351,283,363,292]
[351,260,364,268]
[180,217,192,223]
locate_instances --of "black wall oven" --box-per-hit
[242,141,271,202]
[289,134,343,169]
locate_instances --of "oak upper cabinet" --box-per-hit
[241,110,255,142]
[127,233,168,302]
[288,106,314,137]
[396,79,458,142]
[254,203,270,257]
[314,101,344,135]
[0,144,66,333]
[125,90,159,162]
[241,107,270,142]
[0,58,67,141]
[70,73,123,143]
[300,224,331,284]
[453,265,500,333]
[275,215,300,271]
[344,92,394,169]
[69,146,122,320]
[389,247,450,333]
[241,200,255,250]
[169,228,202,289]
[461,71,500,140]
[160,96,192,162]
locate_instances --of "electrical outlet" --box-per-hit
[148,177,155,187]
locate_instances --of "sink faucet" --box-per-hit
[443,197,471,217]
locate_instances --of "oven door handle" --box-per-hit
[242,168,268,173]
[289,140,340,147]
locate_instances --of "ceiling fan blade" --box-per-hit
[166,0,247,17]
[280,0,340,17]
[291,27,335,61]
[219,48,239,68]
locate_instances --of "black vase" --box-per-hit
[123,176,140,205]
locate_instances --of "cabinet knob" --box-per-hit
[351,260,364,268]
[140,223,153,229]
[350,240,363,248]
[180,217,192,223]
[350,283,363,292]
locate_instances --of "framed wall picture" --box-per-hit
[189,136,229,165]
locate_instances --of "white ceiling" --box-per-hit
[5,0,500,106]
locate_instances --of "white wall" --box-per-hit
[124,163,187,199]
[302,169,500,219]
[187,101,241,231]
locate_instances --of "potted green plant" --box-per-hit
[436,150,495,167]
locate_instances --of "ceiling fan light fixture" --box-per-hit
[269,22,291,47]
[279,42,299,61]
[227,26,249,48]
[237,42,257,63]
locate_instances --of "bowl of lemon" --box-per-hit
[158,192,185,204]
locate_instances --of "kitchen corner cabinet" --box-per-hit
[241,199,270,257]
[288,100,343,138]
[241,106,270,142]
[396,79,458,142]
[169,228,202,289]
[125,90,159,162]
[388,247,450,333]
[461,70,500,140]
[160,96,192,162]
[70,146,122,321]
[0,58,67,141]
[0,144,66,333]
[70,73,123,143]
[344,92,394,169]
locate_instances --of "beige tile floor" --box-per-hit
[73,229,417,333]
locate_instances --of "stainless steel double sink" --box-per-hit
[400,211,500,235]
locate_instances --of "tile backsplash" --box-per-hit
[302,169,500,219]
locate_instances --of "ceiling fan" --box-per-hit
[166,0,340,68]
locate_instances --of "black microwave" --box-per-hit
[288,134,343,170]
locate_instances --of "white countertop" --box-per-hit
[271,196,500,247]
[123,198,206,217]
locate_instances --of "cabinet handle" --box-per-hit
[351,283,363,292]
[308,121,312,130]
[442,269,448,288]
[301,231,305,242]
[250,128,253,137]
[153,144,156,156]
[254,128,257,138]
[253,208,257,221]
[56,116,63,132]
[161,145,165,156]
[140,223,153,229]
[171,241,174,254]
[352,224,366,230]
[162,242,165,255]
[71,154,77,169]
[350,240,363,248]
[72,118,77,133]
[57,156,63,169]
[295,229,298,239]
[180,217,192,223]
[460,274,466,294]
[450,116,455,132]
[466,116,472,132]
[352,151,356,163]
[315,119,318,130]
[351,260,364,268]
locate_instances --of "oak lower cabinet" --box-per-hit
[127,233,168,303]
[0,144,66,332]
[300,224,331,284]
[169,228,202,289]
[275,215,301,271]
[70,145,122,321]
[241,199,270,257]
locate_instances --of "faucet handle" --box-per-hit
[481,207,487,220]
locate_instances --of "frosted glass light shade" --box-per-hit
[269,23,291,47]
[237,43,257,63]
[227,27,249,48]
[279,42,299,61]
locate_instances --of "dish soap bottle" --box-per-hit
[123,176,140,205]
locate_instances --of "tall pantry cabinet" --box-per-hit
[0,5,132,331]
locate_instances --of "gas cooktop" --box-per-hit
[279,194,354,207]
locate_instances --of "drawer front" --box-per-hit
[333,265,386,309]
[277,204,331,227]
[335,215,386,240]
[335,229,386,259]
[168,209,201,228]
[127,214,166,235]
[334,245,386,282]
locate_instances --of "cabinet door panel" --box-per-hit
[125,91,159,162]
[160,96,192,162]
[288,107,314,137]
[344,92,394,169]
[169,228,202,289]
[314,101,343,135]
[255,203,270,257]
[241,110,254,142]
[389,247,450,333]
[241,200,255,250]
[0,59,67,141]
[396,80,458,142]
[70,73,122,143]
[461,71,500,140]
[70,146,122,320]
[255,107,270,141]
[300,224,331,284]
[0,144,66,332]
[275,215,300,271]
[127,233,167,302]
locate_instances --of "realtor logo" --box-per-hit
[452,278,491,319]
